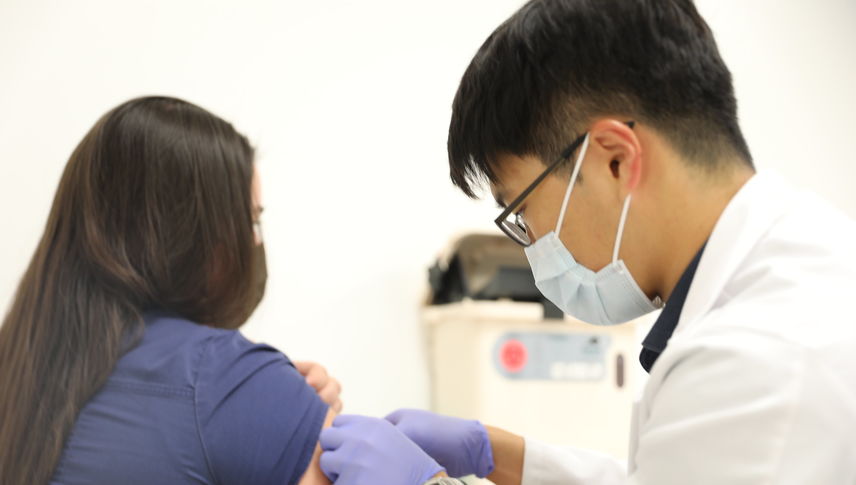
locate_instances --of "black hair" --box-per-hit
[448,0,754,198]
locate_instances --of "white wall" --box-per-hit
[700,0,856,212]
[1,0,854,417]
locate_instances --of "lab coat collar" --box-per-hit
[675,173,794,334]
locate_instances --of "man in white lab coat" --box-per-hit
[317,0,856,484]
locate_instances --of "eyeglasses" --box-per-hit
[494,121,635,247]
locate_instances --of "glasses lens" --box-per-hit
[499,214,530,246]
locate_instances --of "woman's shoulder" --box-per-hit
[113,311,291,390]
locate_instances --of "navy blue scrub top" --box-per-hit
[50,311,328,485]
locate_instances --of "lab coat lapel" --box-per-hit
[674,173,795,333]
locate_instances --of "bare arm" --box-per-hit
[485,426,525,485]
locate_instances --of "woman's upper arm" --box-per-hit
[297,407,337,485]
[196,332,330,485]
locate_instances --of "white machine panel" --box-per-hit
[424,300,650,484]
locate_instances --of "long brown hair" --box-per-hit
[0,96,261,484]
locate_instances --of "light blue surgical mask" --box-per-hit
[523,133,661,325]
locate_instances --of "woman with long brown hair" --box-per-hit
[0,96,338,484]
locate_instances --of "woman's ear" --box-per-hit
[589,119,643,196]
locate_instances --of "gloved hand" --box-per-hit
[319,414,445,485]
[386,409,495,478]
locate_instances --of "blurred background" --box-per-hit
[1,0,855,426]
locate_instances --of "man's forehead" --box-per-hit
[489,152,545,205]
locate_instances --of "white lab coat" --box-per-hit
[521,173,856,485]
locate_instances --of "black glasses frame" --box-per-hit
[494,121,635,246]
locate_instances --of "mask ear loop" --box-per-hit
[555,133,591,233]
[612,195,632,264]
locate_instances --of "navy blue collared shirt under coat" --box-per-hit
[640,244,707,373]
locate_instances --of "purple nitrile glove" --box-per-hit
[385,409,495,478]
[319,414,445,485]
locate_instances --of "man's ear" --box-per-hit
[589,119,643,197]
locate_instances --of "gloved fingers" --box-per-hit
[319,425,348,451]
[383,409,404,424]
[384,408,408,424]
[426,465,448,483]
[322,414,375,450]
[331,413,367,428]
[318,448,343,482]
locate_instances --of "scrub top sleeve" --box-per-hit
[194,331,328,485]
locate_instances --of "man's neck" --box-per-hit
[655,166,754,302]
